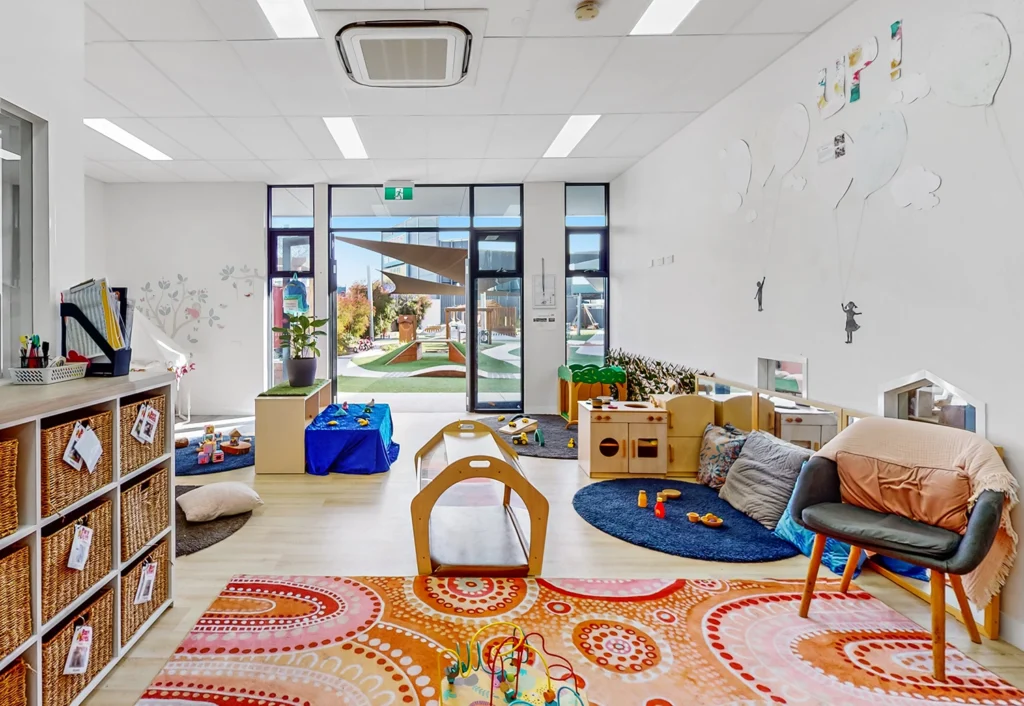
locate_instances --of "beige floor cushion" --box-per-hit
[176,482,263,522]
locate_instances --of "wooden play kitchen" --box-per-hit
[578,400,669,477]
[254,379,332,474]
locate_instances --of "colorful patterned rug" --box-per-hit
[136,576,1024,706]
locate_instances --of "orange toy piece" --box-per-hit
[687,512,700,523]
[638,490,648,508]
[701,513,724,528]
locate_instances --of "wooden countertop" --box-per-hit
[0,369,175,428]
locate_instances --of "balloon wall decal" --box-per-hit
[928,14,1010,107]
[764,104,810,185]
[855,111,908,199]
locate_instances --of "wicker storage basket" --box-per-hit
[0,438,18,539]
[41,410,113,517]
[0,660,27,706]
[0,545,32,661]
[42,499,113,624]
[42,588,114,706]
[120,395,167,476]
[120,539,170,646]
[120,467,169,562]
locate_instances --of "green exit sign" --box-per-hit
[384,186,413,201]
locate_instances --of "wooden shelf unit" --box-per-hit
[254,380,332,474]
[0,371,176,706]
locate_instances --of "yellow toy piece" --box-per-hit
[637,490,648,508]
[512,432,529,446]
[567,438,575,449]
[497,415,506,422]
[327,420,339,426]
[357,418,370,427]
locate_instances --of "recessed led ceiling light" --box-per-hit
[256,0,319,39]
[323,117,368,159]
[83,119,172,161]
[630,0,701,35]
[542,115,601,159]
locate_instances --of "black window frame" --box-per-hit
[565,183,610,365]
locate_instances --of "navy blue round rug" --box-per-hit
[572,479,799,563]
[176,435,256,477]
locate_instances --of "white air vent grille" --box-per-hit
[337,21,471,88]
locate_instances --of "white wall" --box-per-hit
[611,0,1024,646]
[100,183,268,415]
[83,177,106,276]
[523,182,566,414]
[1,0,86,341]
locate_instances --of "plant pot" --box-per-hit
[287,356,317,388]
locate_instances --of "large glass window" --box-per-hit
[267,186,314,386]
[1,107,33,376]
[565,184,608,366]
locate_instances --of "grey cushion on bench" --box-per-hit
[720,431,811,530]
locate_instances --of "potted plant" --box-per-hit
[273,314,329,387]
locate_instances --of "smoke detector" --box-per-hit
[576,0,600,21]
[336,20,472,88]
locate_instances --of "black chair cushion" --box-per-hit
[802,503,961,559]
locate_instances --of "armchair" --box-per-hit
[791,455,1004,681]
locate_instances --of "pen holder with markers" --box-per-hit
[20,354,50,369]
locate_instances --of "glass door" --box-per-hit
[469,232,523,411]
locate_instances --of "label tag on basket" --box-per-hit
[63,421,85,471]
[131,404,149,444]
[139,405,160,445]
[75,426,103,473]
[135,561,158,604]
[67,524,94,571]
[64,625,92,675]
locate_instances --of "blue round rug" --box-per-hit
[572,479,799,563]
[176,435,256,477]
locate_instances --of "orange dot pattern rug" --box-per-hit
[136,575,1024,706]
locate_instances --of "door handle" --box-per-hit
[631,440,636,458]
[621,440,626,458]
[668,411,673,430]
[669,444,674,463]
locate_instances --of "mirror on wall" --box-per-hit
[758,356,806,398]
[880,371,984,436]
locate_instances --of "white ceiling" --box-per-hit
[82,0,857,185]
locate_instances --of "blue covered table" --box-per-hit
[305,403,400,475]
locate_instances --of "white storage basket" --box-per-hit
[9,362,88,385]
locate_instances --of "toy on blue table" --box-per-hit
[365,398,375,412]
[327,420,339,426]
[342,401,349,412]
[357,418,369,427]
[439,621,587,705]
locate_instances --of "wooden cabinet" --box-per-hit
[578,401,668,477]
[773,409,838,451]
[255,379,332,474]
[650,394,715,480]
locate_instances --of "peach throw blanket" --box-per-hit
[816,417,1018,608]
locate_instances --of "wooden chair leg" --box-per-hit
[949,574,982,644]
[839,545,861,593]
[800,533,826,619]
[931,570,947,681]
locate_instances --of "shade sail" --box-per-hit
[382,270,466,296]
[337,237,467,284]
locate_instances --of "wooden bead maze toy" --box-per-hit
[412,420,549,577]
[438,621,588,705]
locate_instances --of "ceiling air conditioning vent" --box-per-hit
[336,20,472,88]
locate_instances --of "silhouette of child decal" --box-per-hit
[842,301,862,343]
[754,277,765,312]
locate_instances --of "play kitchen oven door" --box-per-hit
[629,423,667,475]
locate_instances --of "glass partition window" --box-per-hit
[330,186,470,229]
[267,186,315,386]
[473,186,522,228]
[476,233,519,272]
[565,184,608,365]
[275,234,311,272]
[1,108,33,376]
[270,186,314,229]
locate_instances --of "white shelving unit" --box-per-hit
[0,371,176,706]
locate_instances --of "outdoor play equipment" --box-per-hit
[412,420,549,576]
[557,364,627,426]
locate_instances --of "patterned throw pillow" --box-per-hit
[698,423,747,490]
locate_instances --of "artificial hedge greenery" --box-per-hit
[606,349,713,401]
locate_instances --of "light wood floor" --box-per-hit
[86,411,1024,704]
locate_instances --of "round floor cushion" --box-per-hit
[572,479,799,563]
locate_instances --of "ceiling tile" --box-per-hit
[422,39,520,116]
[501,37,620,114]
[320,160,379,183]
[575,36,718,114]
[264,160,329,183]
[427,159,482,183]
[84,81,135,118]
[287,117,343,159]
[216,117,313,160]
[85,160,138,182]
[731,0,856,34]
[477,158,537,183]
[347,87,426,116]
[99,160,183,181]
[673,34,802,111]
[355,117,428,159]
[570,114,638,158]
[424,0,533,37]
[86,0,223,40]
[312,0,424,9]
[160,161,232,181]
[207,160,278,181]
[231,40,352,116]
[575,113,698,158]
[85,8,123,42]
[197,0,276,40]
[485,115,566,159]
[135,42,279,116]
[424,116,495,159]
[525,0,647,37]
[107,118,200,160]
[372,159,429,183]
[678,0,763,34]
[146,117,256,160]
[526,157,637,182]
[86,43,205,116]
[83,124,145,161]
